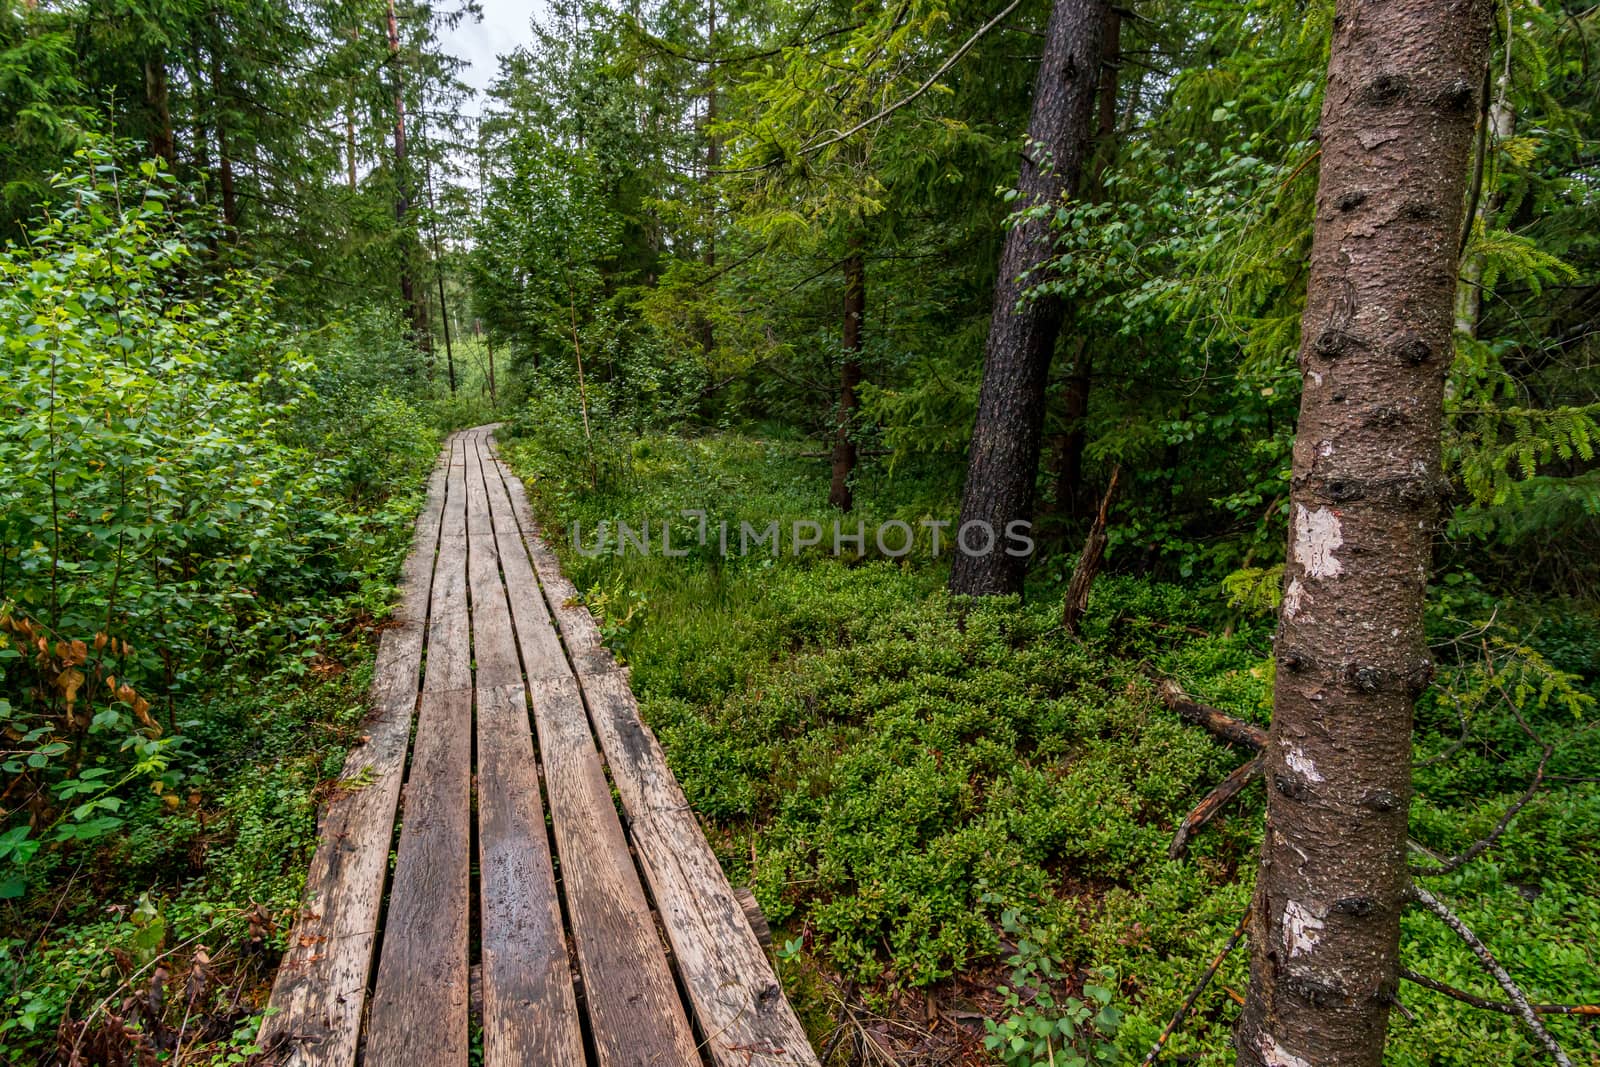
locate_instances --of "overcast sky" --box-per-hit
[439,0,544,116]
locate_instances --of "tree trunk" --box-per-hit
[1455,62,1513,340]
[698,0,719,353]
[145,58,175,169]
[1051,341,1091,513]
[425,152,455,393]
[829,234,866,511]
[1236,4,1492,1066]
[204,25,237,233]
[387,0,433,359]
[1049,6,1119,516]
[486,334,498,408]
[949,0,1107,596]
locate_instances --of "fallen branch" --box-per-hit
[1168,754,1264,859]
[1062,465,1121,634]
[1399,967,1600,1018]
[1410,739,1552,877]
[1140,909,1250,1066]
[1157,679,1267,750]
[1411,884,1575,1067]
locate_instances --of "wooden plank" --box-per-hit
[477,437,571,681]
[261,440,452,1067]
[476,683,584,1067]
[424,435,472,692]
[527,675,700,1067]
[363,688,473,1066]
[579,671,821,1067]
[463,436,523,688]
[484,435,620,677]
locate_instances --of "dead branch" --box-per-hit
[1410,739,1552,877]
[1168,754,1264,858]
[1140,909,1250,1066]
[1062,465,1121,634]
[1157,679,1268,749]
[1399,967,1600,1018]
[1410,884,1575,1067]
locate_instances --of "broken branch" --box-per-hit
[1157,679,1268,749]
[1168,754,1265,858]
[1140,908,1250,1066]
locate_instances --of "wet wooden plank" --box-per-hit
[579,671,820,1067]
[477,438,570,681]
[260,440,451,1067]
[363,688,473,1066]
[476,683,585,1067]
[527,675,700,1067]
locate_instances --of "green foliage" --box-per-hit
[506,424,1599,1063]
[984,906,1125,1067]
[0,144,438,906]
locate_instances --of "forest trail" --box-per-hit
[259,426,817,1067]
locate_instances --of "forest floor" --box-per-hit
[496,420,1600,1067]
[3,408,1594,1066]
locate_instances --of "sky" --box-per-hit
[439,0,544,116]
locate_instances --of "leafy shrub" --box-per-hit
[0,144,438,902]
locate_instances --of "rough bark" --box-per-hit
[830,235,866,511]
[1237,4,1493,1066]
[949,0,1107,596]
[1049,4,1119,515]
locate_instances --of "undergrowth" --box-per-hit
[503,423,1599,1067]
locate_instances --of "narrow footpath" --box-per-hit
[261,426,818,1067]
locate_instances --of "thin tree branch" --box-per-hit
[1410,884,1575,1067]
[1140,909,1250,1066]
[796,0,1025,158]
[1410,740,1551,876]
[1399,968,1600,1018]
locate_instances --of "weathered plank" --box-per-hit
[260,440,451,1067]
[485,436,620,677]
[424,435,472,693]
[476,438,570,681]
[476,683,585,1067]
[527,675,700,1067]
[463,438,523,688]
[579,671,821,1067]
[363,688,473,1066]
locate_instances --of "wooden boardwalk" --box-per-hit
[262,426,817,1067]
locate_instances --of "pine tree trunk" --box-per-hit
[1237,4,1492,1065]
[204,13,237,233]
[1049,5,1119,516]
[145,58,175,169]
[698,0,719,353]
[949,0,1107,596]
[829,236,866,511]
